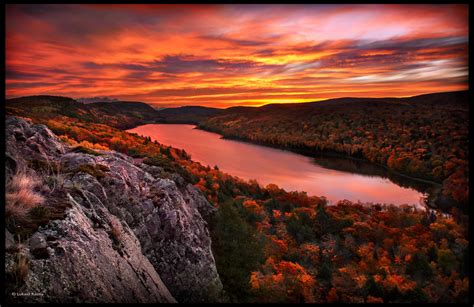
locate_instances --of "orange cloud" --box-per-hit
[6,4,468,107]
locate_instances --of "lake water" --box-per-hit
[128,124,427,207]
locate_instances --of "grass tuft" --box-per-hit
[11,252,30,285]
[6,171,45,223]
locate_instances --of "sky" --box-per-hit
[6,4,469,108]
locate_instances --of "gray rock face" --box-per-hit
[6,196,176,303]
[5,116,66,165]
[5,116,223,303]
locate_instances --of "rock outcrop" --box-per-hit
[5,116,223,303]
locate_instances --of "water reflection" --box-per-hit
[128,124,426,207]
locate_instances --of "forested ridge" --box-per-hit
[197,91,469,209]
[5,94,469,303]
[6,95,159,129]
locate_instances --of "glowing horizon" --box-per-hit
[6,4,469,108]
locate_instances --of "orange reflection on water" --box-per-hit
[128,124,425,207]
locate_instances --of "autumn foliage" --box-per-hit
[200,92,469,206]
[5,96,469,303]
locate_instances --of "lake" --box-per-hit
[128,124,427,208]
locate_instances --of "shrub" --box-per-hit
[60,135,109,152]
[143,154,174,170]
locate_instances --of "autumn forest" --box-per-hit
[4,3,470,305]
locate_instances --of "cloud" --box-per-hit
[355,36,468,51]
[199,35,270,47]
[81,61,152,72]
[6,70,46,80]
[5,4,468,107]
[7,81,58,89]
[7,4,164,44]
[81,55,282,76]
[154,55,279,74]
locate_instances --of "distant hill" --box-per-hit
[221,90,469,113]
[76,96,120,104]
[154,91,469,124]
[6,95,160,130]
[156,106,223,124]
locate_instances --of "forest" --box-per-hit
[196,91,469,210]
[5,95,469,303]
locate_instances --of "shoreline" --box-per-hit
[128,121,459,213]
[195,126,458,213]
[194,125,441,186]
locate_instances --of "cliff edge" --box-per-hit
[5,116,223,303]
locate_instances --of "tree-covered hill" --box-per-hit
[6,95,159,129]
[155,106,223,124]
[197,91,469,208]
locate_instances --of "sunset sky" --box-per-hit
[6,4,468,108]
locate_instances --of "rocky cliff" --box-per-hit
[4,116,223,303]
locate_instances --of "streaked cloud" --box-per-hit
[6,4,468,107]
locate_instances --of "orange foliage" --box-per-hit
[382,274,417,293]
[273,209,282,219]
[251,259,316,303]
[243,199,264,215]
[326,287,339,303]
[366,296,384,303]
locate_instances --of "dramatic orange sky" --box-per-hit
[6,4,468,108]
